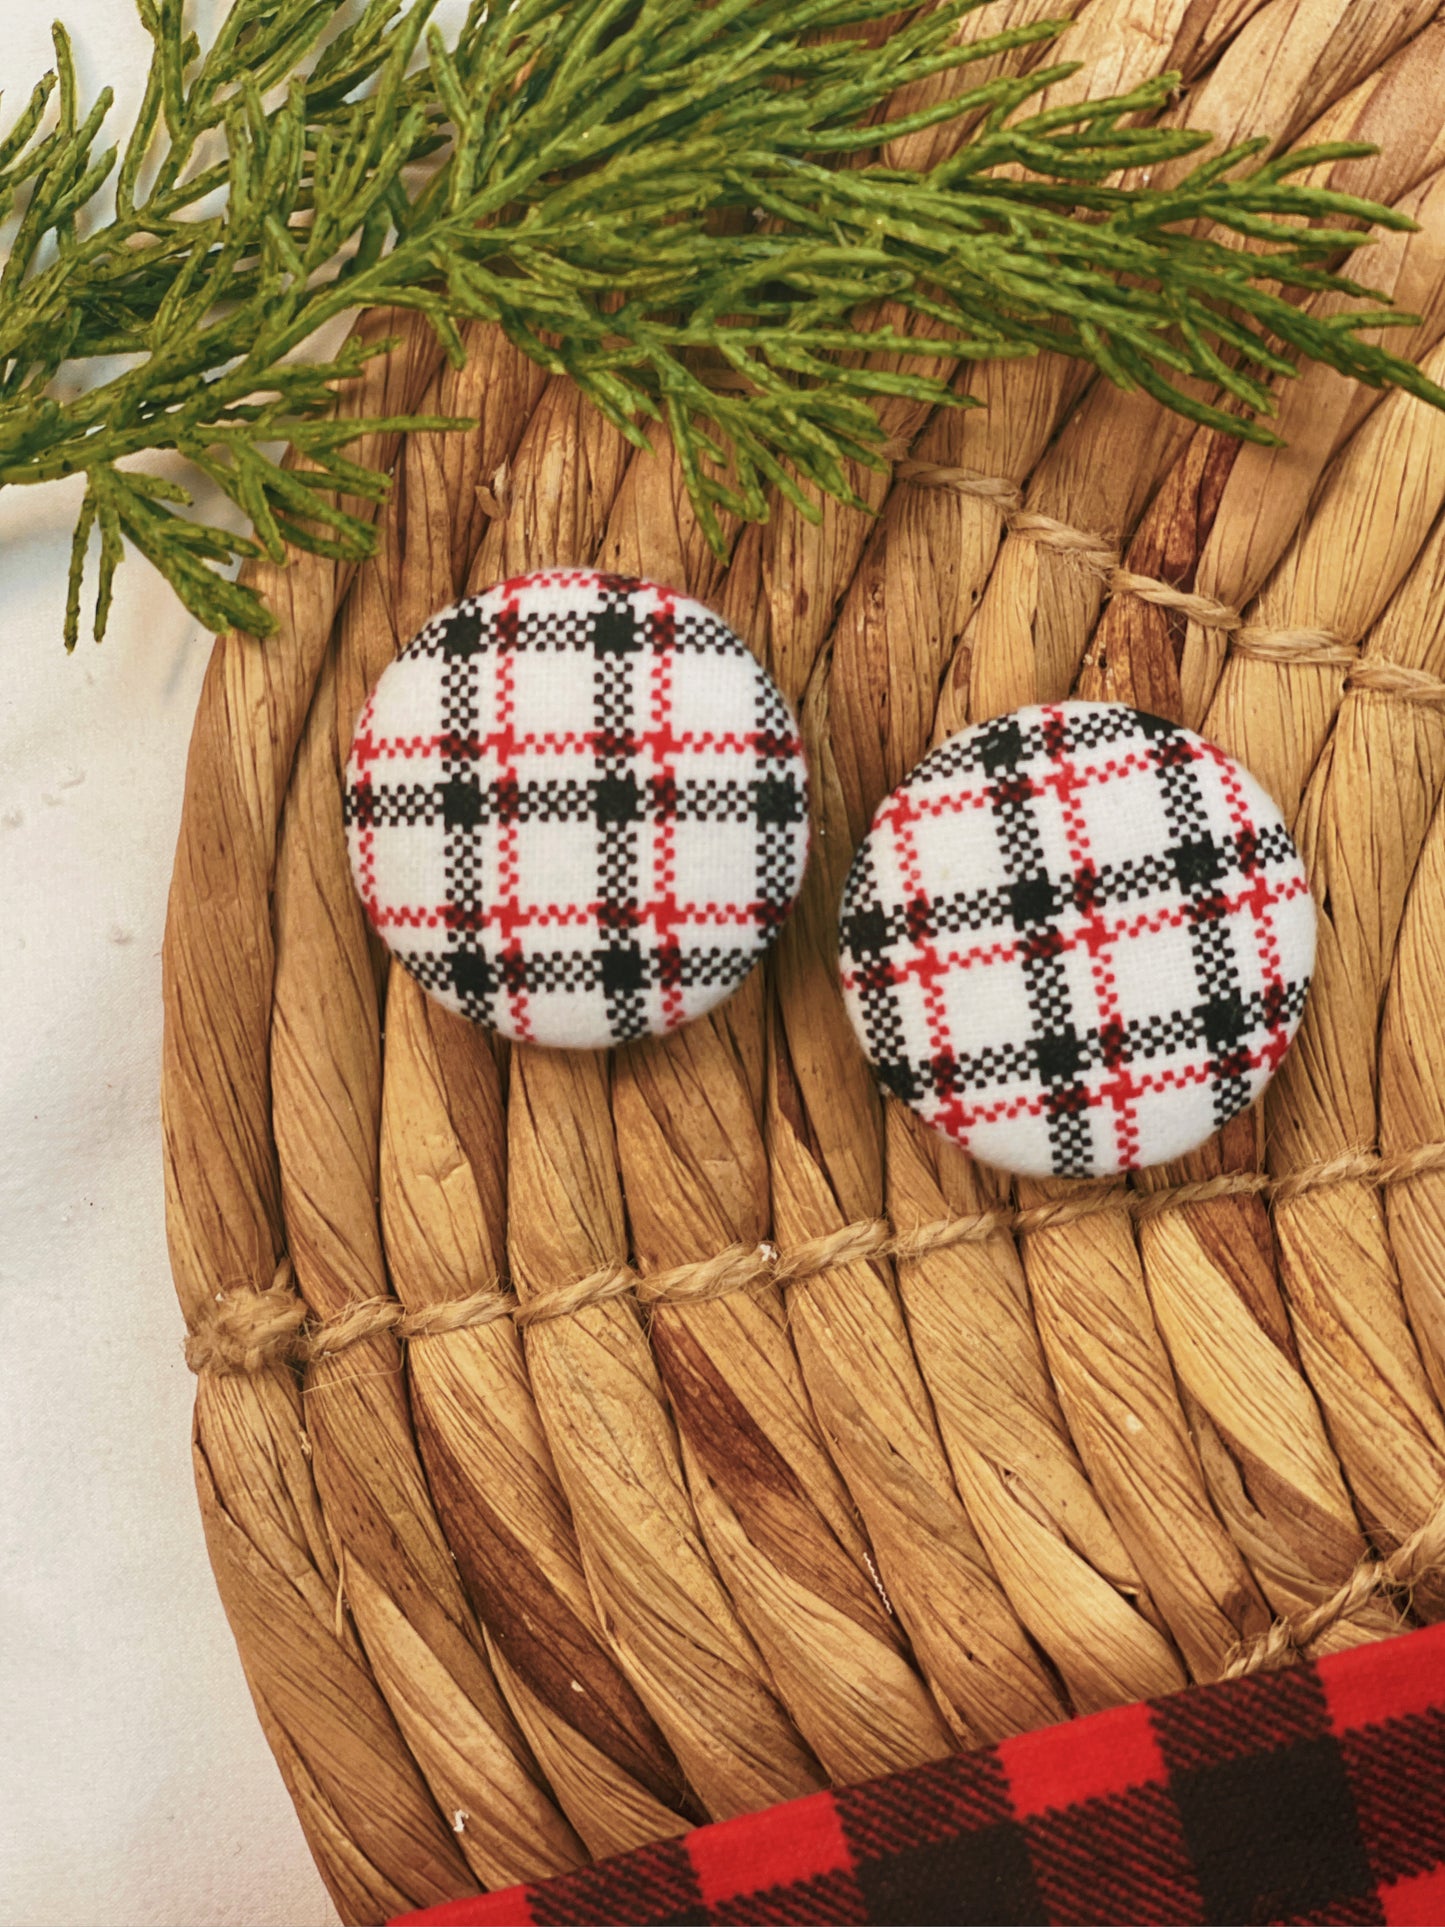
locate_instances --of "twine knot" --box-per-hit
[185,1267,307,1376]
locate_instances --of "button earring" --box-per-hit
[838,701,1315,1179]
[346,569,809,1050]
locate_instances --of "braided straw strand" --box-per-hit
[1206,326,1445,1624]
[164,308,487,1923]
[268,430,585,1883]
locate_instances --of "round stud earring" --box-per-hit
[837,701,1315,1179]
[345,569,809,1050]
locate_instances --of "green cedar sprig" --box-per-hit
[2,0,1443,647]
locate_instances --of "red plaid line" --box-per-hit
[395,1622,1445,1927]
[345,571,809,1051]
[839,703,1314,1178]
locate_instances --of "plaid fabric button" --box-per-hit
[838,702,1315,1178]
[345,570,809,1049]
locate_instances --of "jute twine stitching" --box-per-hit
[188,1137,1445,1674]
[187,1138,1445,1369]
[1223,1487,1445,1679]
[895,460,1445,700]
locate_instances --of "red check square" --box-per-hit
[689,1791,850,1906]
[1002,1698,1167,1818]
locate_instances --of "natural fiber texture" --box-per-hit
[161,6,1445,1921]
[185,1138,1445,1372]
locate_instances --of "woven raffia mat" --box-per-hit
[160,4,1445,1920]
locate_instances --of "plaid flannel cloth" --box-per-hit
[396,1620,1445,1926]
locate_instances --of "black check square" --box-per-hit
[1172,1739,1373,1926]
[855,1822,1047,1927]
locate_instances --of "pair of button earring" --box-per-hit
[346,570,1315,1180]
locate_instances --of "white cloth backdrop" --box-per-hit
[2,6,468,1920]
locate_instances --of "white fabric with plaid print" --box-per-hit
[838,702,1315,1178]
[346,570,809,1050]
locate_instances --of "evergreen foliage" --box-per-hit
[2,0,1441,645]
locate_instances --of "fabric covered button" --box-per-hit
[345,570,809,1049]
[838,701,1315,1178]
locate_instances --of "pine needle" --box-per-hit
[3,0,1443,646]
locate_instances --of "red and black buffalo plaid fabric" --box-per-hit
[838,702,1314,1179]
[396,1620,1445,1927]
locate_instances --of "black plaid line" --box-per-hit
[1125,1006,1214,1061]
[1186,905,1241,1000]
[840,848,921,1105]
[515,607,593,652]
[859,871,1064,946]
[422,941,762,1000]
[590,775,796,825]
[342,779,437,830]
[1146,732,1259,1130]
[1065,704,1178,752]
[756,822,803,931]
[590,587,650,1041]
[909,837,1289,944]
[1150,732,1213,853]
[981,767,1095,1174]
[404,950,469,1006]
[1254,822,1300,870]
[921,881,1014,940]
[1027,963,1092,1173]
[504,777,598,825]
[911,710,1052,787]
[952,1038,1038,1087]
[400,773,795,830]
[910,735,981,785]
[753,684,807,939]
[438,644,492,1021]
[1078,850,1191,909]
[680,944,776,991]
[673,606,761,658]
[1124,979,1308,1069]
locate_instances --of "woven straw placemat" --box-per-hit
[160,4,1445,1920]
